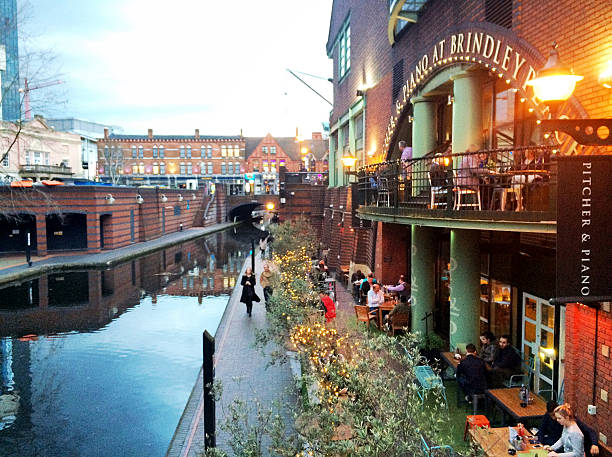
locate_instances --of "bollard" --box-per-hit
[203,330,216,450]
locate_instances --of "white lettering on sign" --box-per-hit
[580,162,592,296]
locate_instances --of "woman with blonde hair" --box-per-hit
[545,403,585,457]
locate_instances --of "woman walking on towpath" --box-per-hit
[240,267,260,317]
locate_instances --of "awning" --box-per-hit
[10,180,33,188]
[41,180,64,186]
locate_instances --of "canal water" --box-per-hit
[0,228,255,457]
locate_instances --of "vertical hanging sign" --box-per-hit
[556,155,612,302]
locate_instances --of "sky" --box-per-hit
[20,0,333,137]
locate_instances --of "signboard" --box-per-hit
[556,156,612,302]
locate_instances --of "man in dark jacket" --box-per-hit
[537,401,563,445]
[489,335,522,387]
[456,343,488,399]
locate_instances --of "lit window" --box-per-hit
[221,145,227,157]
[271,160,276,170]
[234,145,240,157]
[153,162,159,174]
[139,162,145,174]
[338,22,351,79]
[263,160,269,172]
[280,159,286,167]
[132,163,138,174]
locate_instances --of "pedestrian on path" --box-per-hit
[259,263,274,311]
[240,267,260,317]
[259,236,268,259]
[319,291,336,324]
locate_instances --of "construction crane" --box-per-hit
[19,78,64,121]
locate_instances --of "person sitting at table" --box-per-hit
[384,295,411,331]
[359,272,377,305]
[479,331,497,365]
[351,269,366,300]
[489,335,522,387]
[575,416,600,457]
[367,283,385,312]
[384,274,410,300]
[511,148,544,211]
[544,403,584,457]
[538,401,564,446]
[456,343,488,402]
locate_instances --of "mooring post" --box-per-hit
[203,330,215,450]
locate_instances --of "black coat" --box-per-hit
[240,274,260,303]
[456,354,488,395]
[492,346,522,371]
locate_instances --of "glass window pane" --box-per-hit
[541,303,554,329]
[524,297,537,321]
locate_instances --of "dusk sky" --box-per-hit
[20,0,333,137]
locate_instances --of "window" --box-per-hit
[180,146,185,158]
[221,162,226,174]
[1,151,8,167]
[253,160,259,171]
[186,145,192,158]
[187,162,192,174]
[221,145,227,157]
[132,163,138,174]
[138,146,144,158]
[159,146,165,158]
[341,123,349,151]
[234,145,240,157]
[132,146,137,158]
[153,162,159,174]
[153,146,158,158]
[227,162,233,174]
[355,112,364,150]
[271,160,277,171]
[262,146,268,154]
[280,159,286,168]
[270,146,276,154]
[207,146,212,158]
[207,162,213,174]
[338,22,351,79]
[263,160,268,172]
[180,162,186,174]
[235,162,240,174]
[201,146,205,158]
[160,162,166,174]
[139,162,145,174]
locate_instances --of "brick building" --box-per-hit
[97,128,246,195]
[244,133,328,194]
[316,0,612,446]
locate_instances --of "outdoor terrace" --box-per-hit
[355,146,557,233]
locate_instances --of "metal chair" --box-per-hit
[505,352,535,388]
[452,171,481,210]
[421,434,455,457]
[428,172,447,208]
[376,177,391,207]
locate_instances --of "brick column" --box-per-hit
[374,222,409,285]
[35,214,47,256]
[87,213,101,252]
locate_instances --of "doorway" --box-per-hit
[522,293,556,394]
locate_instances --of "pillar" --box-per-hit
[411,225,436,336]
[411,96,437,195]
[374,223,409,285]
[451,71,483,156]
[329,132,337,187]
[449,228,480,350]
[35,214,47,256]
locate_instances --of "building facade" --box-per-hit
[0,0,20,121]
[323,0,612,444]
[0,117,84,182]
[97,129,246,194]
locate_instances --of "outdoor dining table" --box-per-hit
[374,300,396,329]
[440,351,461,373]
[486,388,547,426]
[470,426,547,457]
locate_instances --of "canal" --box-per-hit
[0,227,257,457]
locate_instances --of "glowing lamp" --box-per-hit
[526,42,583,102]
[301,147,308,154]
[266,202,275,210]
[599,60,612,89]
[341,153,357,168]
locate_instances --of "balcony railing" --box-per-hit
[356,145,557,222]
[20,164,73,175]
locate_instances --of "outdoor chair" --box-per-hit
[505,352,535,388]
[452,170,481,210]
[390,312,410,335]
[354,305,375,328]
[428,172,448,209]
[376,177,391,207]
[421,433,455,457]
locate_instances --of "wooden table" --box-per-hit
[440,351,462,372]
[486,388,547,425]
[470,426,547,457]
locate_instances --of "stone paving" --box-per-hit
[165,254,297,457]
[0,222,237,285]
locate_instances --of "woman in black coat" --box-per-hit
[240,267,259,317]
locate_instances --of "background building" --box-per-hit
[0,0,20,121]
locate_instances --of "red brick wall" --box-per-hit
[373,222,410,285]
[565,302,612,442]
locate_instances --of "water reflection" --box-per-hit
[0,228,255,456]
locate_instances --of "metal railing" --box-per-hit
[357,145,557,215]
[19,164,73,175]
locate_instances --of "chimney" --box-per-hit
[312,132,323,140]
[104,128,109,139]
[195,129,200,139]
[148,128,153,139]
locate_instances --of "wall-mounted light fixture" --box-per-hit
[178,194,184,202]
[136,194,144,204]
[105,194,115,204]
[356,89,365,97]
[160,194,168,203]
[447,95,454,105]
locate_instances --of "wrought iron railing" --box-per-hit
[20,164,73,175]
[357,145,557,215]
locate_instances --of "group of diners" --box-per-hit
[351,271,411,331]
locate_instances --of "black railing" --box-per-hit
[357,145,557,216]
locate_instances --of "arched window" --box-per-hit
[187,162,193,174]
[207,162,213,174]
[227,162,233,174]
[131,146,137,158]
[138,146,144,158]
[207,146,212,158]
[180,146,185,158]
[138,162,145,174]
[221,162,226,174]
[180,162,186,174]
[221,145,227,157]
[153,162,159,174]
[159,145,165,158]
[186,145,192,158]
[153,145,158,158]
[132,163,138,174]
[160,162,166,174]
[235,162,240,174]
[201,145,206,158]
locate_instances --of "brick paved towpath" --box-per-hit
[165,253,297,457]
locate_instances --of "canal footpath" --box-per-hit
[165,253,298,457]
[0,222,238,286]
